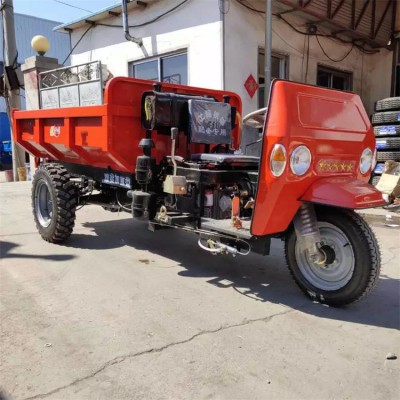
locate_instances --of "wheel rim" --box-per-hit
[35,180,53,228]
[295,222,355,291]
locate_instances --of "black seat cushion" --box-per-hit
[191,153,259,165]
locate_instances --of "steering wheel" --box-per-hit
[242,107,268,129]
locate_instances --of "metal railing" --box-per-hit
[39,61,105,109]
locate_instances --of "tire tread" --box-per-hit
[375,97,400,112]
[32,163,77,243]
[372,111,400,125]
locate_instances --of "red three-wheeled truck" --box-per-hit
[13,77,385,306]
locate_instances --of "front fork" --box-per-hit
[293,203,326,264]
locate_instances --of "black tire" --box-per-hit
[375,97,400,112]
[285,207,380,307]
[374,125,400,136]
[372,111,400,125]
[32,163,77,243]
[375,137,400,150]
[376,151,400,162]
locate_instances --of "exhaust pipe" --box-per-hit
[197,238,251,257]
[121,0,143,47]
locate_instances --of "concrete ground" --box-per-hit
[0,182,399,400]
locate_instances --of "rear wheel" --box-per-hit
[32,163,77,243]
[285,207,380,306]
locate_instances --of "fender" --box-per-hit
[300,177,386,209]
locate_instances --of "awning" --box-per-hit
[273,0,396,49]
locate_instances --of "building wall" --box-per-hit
[224,0,393,115]
[362,49,393,115]
[69,0,223,90]
[67,0,393,116]
[0,14,69,113]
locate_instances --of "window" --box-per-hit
[258,49,288,108]
[131,52,188,85]
[317,65,352,91]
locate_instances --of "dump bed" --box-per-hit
[13,77,242,173]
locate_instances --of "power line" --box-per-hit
[53,0,92,14]
[272,27,303,55]
[97,0,191,28]
[60,0,192,64]
[62,24,93,64]
[233,0,377,56]
[60,0,192,63]
[234,0,265,14]
[277,14,376,55]
[315,34,354,63]
[305,34,310,82]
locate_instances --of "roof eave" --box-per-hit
[53,1,145,33]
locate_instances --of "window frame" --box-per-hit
[130,50,188,85]
[258,48,288,108]
[316,64,353,91]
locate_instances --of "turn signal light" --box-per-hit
[270,144,287,177]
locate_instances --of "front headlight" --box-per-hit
[290,145,312,176]
[360,147,373,174]
[270,144,287,177]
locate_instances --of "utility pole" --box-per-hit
[1,0,26,180]
[264,0,272,106]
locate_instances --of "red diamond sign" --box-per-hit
[244,74,259,99]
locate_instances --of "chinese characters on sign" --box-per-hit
[102,173,132,188]
[196,110,227,136]
[189,100,232,144]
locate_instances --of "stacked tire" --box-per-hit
[371,97,400,186]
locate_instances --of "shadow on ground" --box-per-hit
[0,241,75,262]
[62,217,400,331]
[0,388,10,400]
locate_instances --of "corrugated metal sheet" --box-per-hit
[0,13,70,64]
[277,0,394,48]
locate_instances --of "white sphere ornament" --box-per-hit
[31,35,50,56]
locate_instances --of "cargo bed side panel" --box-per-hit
[13,77,242,174]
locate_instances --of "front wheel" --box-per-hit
[285,207,381,306]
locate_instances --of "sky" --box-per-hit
[13,0,119,23]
